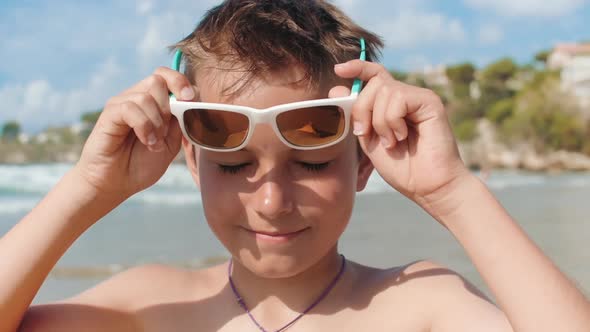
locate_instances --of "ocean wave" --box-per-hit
[2,165,590,216]
[359,171,559,193]
[359,173,397,195]
[0,198,40,215]
[151,165,199,189]
[48,255,229,279]
[0,164,70,195]
[485,173,548,190]
[563,176,590,188]
[129,190,202,206]
[0,164,196,195]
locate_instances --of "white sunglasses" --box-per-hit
[169,38,366,152]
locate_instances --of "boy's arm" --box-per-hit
[425,173,590,332]
[0,168,126,332]
[0,67,192,332]
[334,59,590,331]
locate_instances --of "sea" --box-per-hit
[0,164,589,304]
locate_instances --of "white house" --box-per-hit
[548,43,590,108]
[17,133,30,144]
[70,122,91,135]
[422,64,450,87]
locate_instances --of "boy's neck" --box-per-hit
[228,247,348,318]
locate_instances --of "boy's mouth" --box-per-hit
[241,227,310,243]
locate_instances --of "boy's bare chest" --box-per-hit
[134,264,433,332]
[137,293,432,332]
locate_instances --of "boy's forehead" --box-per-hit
[193,63,330,106]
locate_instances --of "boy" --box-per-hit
[2,1,589,331]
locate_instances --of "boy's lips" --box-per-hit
[241,227,310,243]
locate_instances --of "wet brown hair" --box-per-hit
[170,0,383,97]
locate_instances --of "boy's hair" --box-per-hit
[170,0,384,97]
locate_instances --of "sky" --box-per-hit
[1,0,589,133]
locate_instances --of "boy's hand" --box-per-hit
[74,67,194,200]
[334,60,471,215]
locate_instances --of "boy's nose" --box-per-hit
[253,175,294,221]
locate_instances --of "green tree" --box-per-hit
[480,57,518,82]
[389,69,408,82]
[534,50,551,65]
[486,98,514,125]
[446,62,476,99]
[1,121,21,141]
[81,109,102,124]
[446,62,475,85]
[448,98,482,140]
[478,58,518,116]
[80,109,102,139]
[501,75,585,152]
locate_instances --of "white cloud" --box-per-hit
[402,55,432,71]
[478,23,504,44]
[0,58,123,133]
[464,0,588,17]
[332,0,360,13]
[138,13,176,69]
[136,0,154,15]
[137,11,203,71]
[372,10,466,49]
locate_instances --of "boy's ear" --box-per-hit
[356,150,374,192]
[181,136,201,189]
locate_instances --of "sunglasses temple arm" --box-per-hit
[169,49,184,99]
[351,38,367,96]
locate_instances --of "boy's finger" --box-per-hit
[334,59,393,83]
[125,93,167,141]
[105,91,170,140]
[104,101,156,148]
[386,92,409,141]
[146,78,173,136]
[123,67,195,101]
[153,66,196,101]
[372,87,396,149]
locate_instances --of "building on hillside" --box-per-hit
[70,122,92,136]
[17,133,30,144]
[548,43,590,108]
[422,64,450,87]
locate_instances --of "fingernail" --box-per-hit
[148,133,157,146]
[180,86,194,100]
[353,122,364,136]
[394,130,404,141]
[380,136,391,148]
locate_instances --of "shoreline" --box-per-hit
[2,150,590,173]
[3,135,590,172]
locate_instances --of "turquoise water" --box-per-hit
[1,164,589,303]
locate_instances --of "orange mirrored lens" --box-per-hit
[183,109,249,149]
[276,106,345,147]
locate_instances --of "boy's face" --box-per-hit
[181,65,374,278]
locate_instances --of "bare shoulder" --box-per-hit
[353,259,512,332]
[20,263,228,332]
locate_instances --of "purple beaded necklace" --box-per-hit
[228,255,346,332]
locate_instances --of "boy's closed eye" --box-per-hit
[217,161,332,175]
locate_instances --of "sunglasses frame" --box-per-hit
[169,38,366,152]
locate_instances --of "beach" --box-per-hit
[0,164,589,304]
